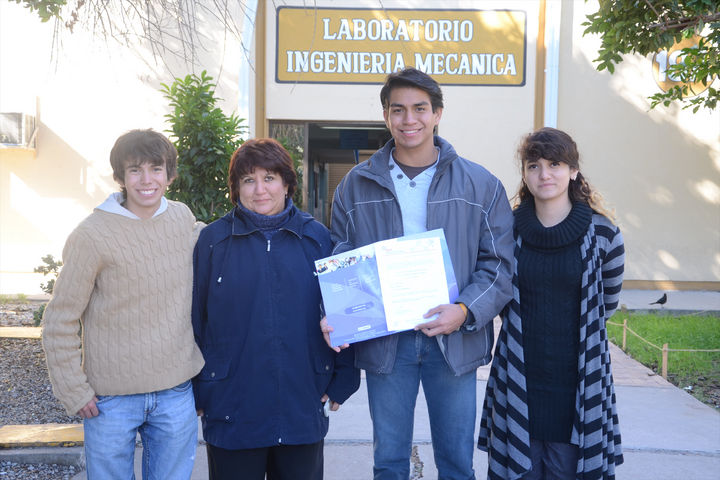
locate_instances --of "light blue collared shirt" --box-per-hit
[389,148,439,236]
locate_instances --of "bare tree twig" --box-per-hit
[48,0,249,71]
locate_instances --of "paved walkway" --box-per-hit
[1,290,718,479]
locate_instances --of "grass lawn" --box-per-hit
[0,293,28,304]
[607,311,720,409]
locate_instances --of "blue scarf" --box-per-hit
[236,199,294,240]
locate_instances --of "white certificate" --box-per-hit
[375,235,449,331]
[316,229,458,346]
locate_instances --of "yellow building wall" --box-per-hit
[0,1,247,294]
[1,0,717,294]
[556,0,719,285]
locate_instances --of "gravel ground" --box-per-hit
[1,302,79,425]
[0,302,39,327]
[1,302,82,479]
[0,461,78,479]
[0,336,81,425]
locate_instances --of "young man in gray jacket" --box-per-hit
[327,67,514,479]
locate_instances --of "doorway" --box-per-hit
[270,121,391,226]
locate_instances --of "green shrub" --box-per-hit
[270,124,306,210]
[34,304,45,327]
[162,71,246,223]
[34,254,62,295]
[277,139,304,210]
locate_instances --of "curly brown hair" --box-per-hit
[515,127,615,222]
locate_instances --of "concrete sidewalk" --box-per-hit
[65,356,720,480]
[3,289,718,479]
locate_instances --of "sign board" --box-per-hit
[276,7,526,86]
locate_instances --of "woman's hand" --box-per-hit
[320,316,350,352]
[321,394,340,412]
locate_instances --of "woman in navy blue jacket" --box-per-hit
[192,138,360,480]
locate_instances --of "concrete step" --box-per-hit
[0,326,42,338]
[0,423,83,448]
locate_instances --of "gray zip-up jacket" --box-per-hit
[331,136,514,375]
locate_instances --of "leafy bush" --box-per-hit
[34,254,62,295]
[277,139,304,210]
[270,123,306,210]
[33,304,45,327]
[162,71,246,223]
[33,254,62,326]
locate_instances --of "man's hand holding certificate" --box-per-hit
[315,229,458,347]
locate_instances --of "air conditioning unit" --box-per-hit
[0,112,36,148]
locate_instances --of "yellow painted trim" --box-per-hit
[0,326,41,338]
[623,280,720,292]
[255,0,267,138]
[533,0,547,130]
[0,424,83,448]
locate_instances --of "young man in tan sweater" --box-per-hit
[43,129,205,479]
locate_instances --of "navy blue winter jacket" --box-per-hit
[192,206,360,450]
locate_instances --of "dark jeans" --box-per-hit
[524,439,579,480]
[206,440,324,480]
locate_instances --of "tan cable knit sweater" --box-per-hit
[43,200,205,415]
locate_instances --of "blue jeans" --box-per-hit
[366,330,477,480]
[84,380,198,480]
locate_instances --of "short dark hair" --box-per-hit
[380,67,444,112]
[110,129,177,195]
[228,138,297,206]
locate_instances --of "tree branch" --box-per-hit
[643,0,662,20]
[648,12,720,32]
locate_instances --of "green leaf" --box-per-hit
[163,72,246,223]
[583,1,719,112]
